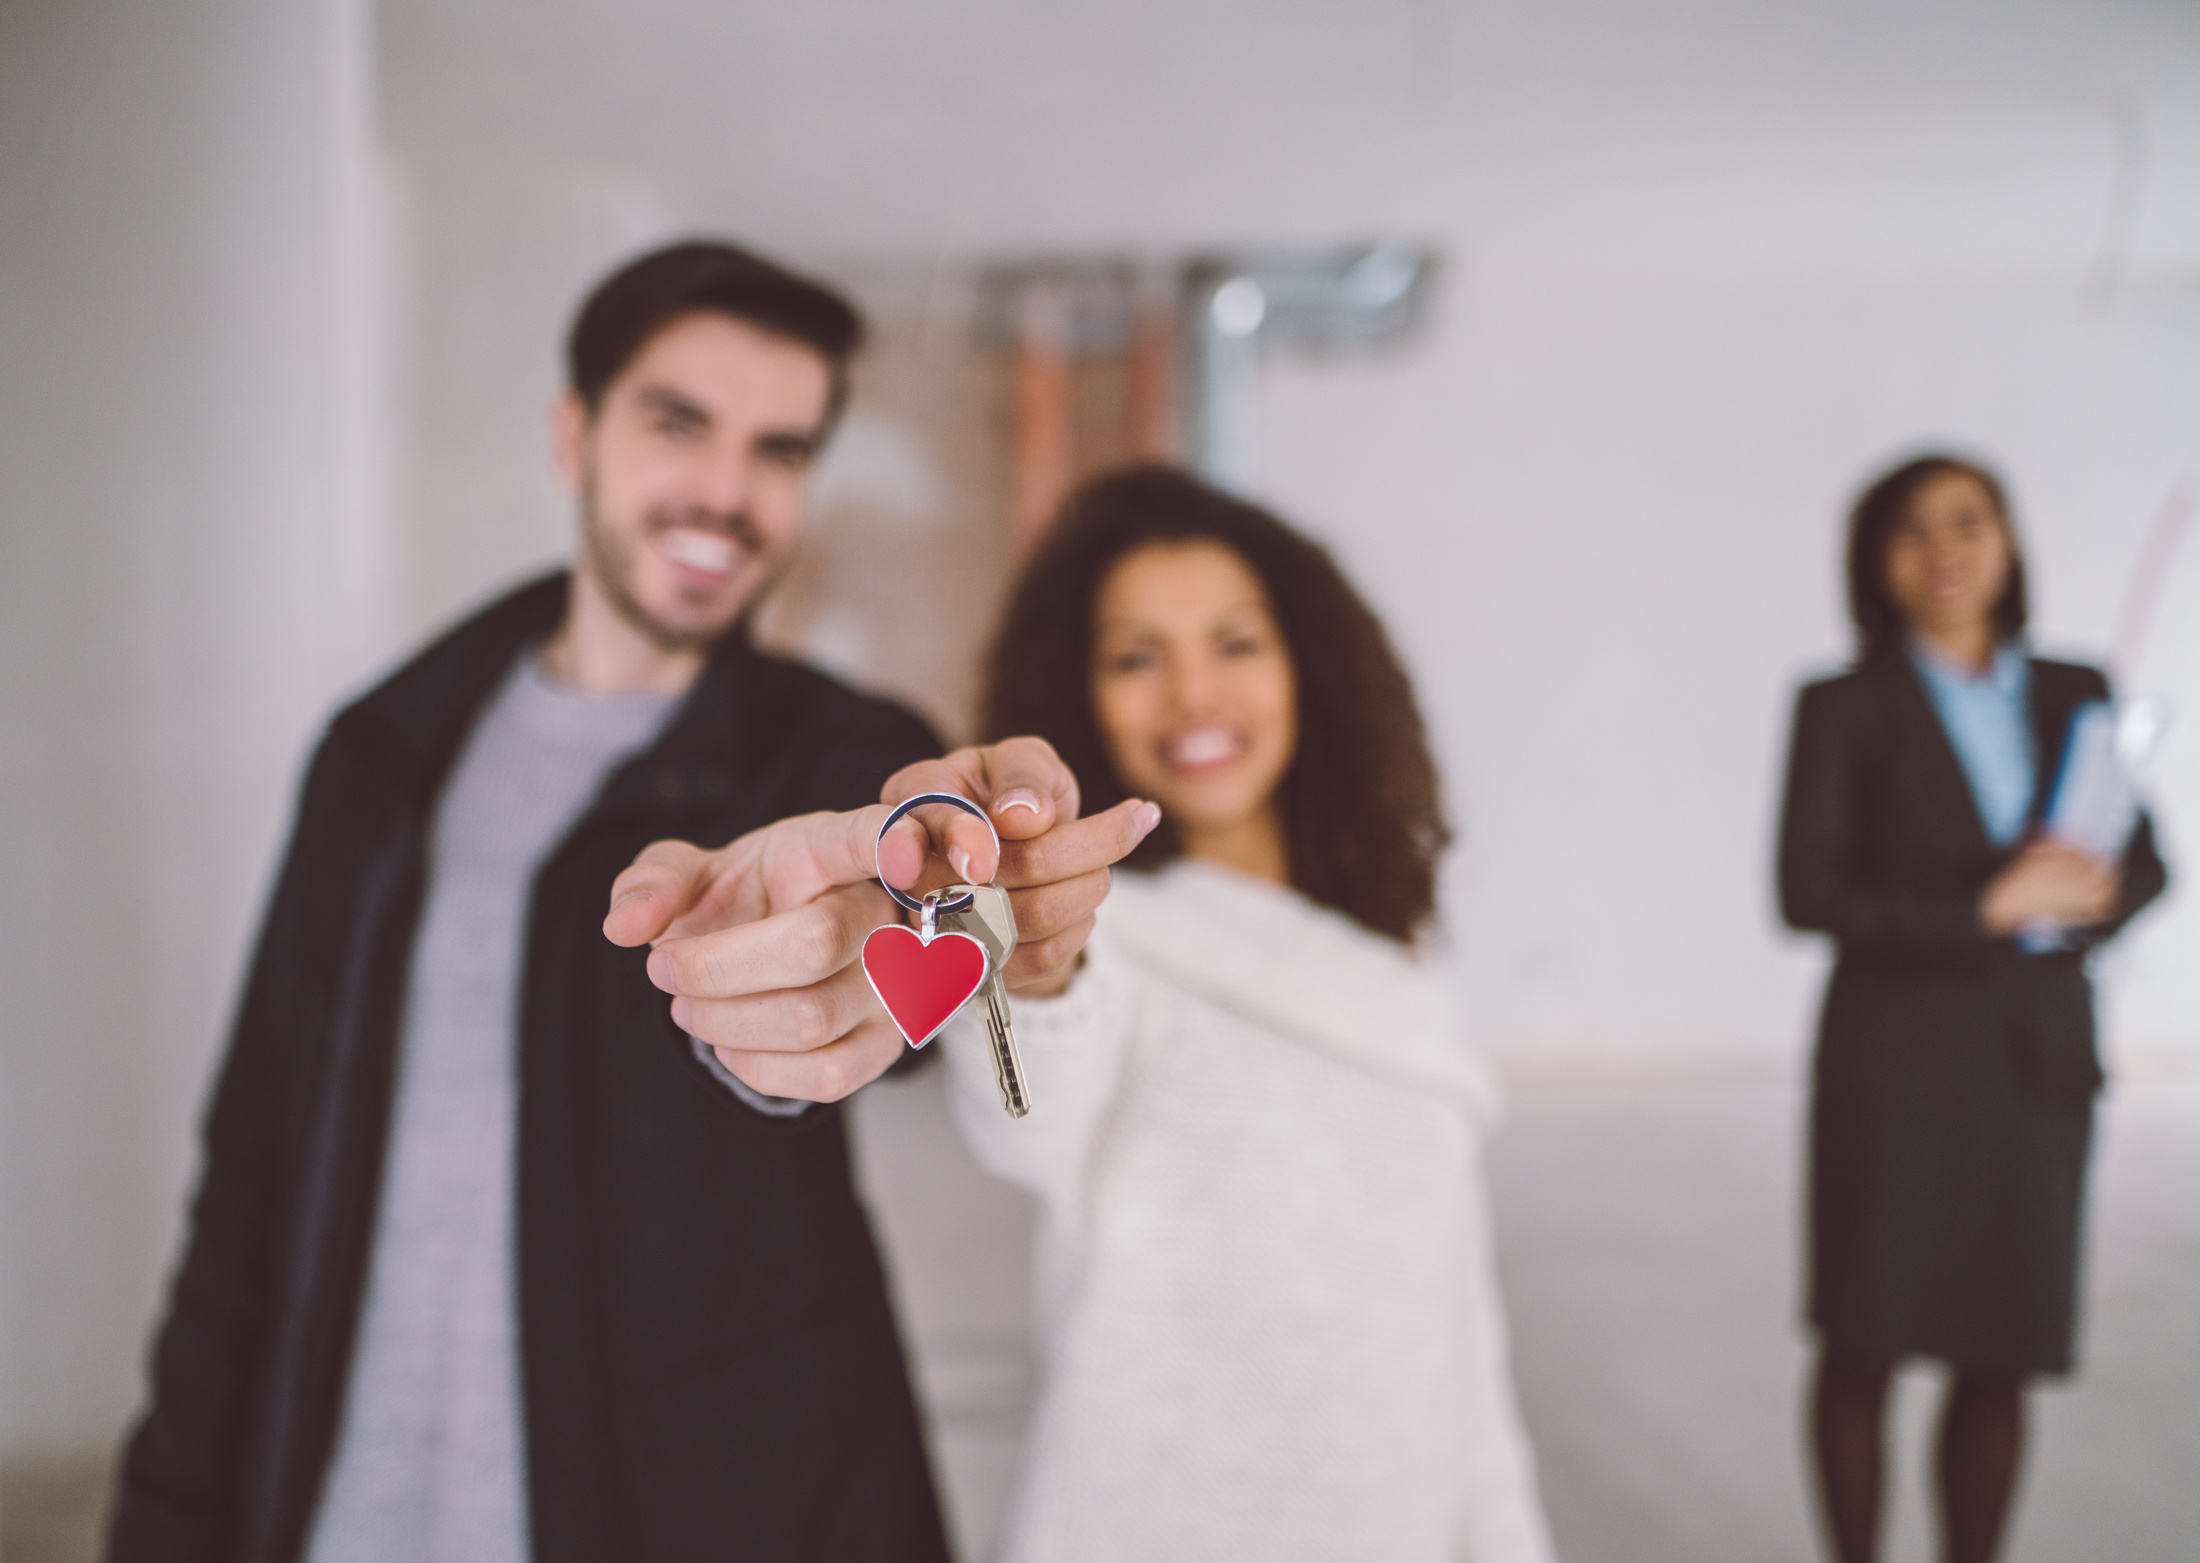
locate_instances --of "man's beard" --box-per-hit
[580,482,784,655]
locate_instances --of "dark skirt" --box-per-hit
[1808,1087,2094,1377]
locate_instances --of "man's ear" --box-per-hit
[550,391,591,496]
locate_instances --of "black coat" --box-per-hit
[108,575,952,1563]
[1777,647,2168,1372]
[1779,648,2166,1106]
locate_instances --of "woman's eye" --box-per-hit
[1220,635,1266,658]
[1103,649,1158,675]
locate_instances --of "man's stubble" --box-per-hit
[578,468,792,654]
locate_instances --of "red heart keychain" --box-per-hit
[865,791,1032,1116]
[864,791,1000,1050]
[861,923,989,1049]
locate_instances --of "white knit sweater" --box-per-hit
[943,861,1557,1563]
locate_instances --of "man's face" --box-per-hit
[554,311,834,651]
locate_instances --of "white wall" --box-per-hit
[4,0,2195,1484]
[0,0,398,1463]
[381,0,2200,1068]
[1259,268,2200,1066]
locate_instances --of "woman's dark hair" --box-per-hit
[566,239,865,424]
[1845,453,2028,653]
[982,464,1450,944]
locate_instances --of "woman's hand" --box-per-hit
[603,737,1156,1100]
[1979,840,2119,936]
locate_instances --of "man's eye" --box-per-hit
[655,415,703,439]
[759,439,815,470]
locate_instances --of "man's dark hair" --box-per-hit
[1844,452,2029,655]
[983,464,1451,944]
[565,239,866,424]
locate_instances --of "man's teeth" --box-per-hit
[1169,728,1241,766]
[663,529,738,574]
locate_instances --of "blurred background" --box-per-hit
[2,1,2196,1559]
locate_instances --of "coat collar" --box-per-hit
[1863,644,2080,851]
[334,570,783,823]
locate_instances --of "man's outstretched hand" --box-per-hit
[604,736,1160,1103]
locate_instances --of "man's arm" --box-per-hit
[605,737,1159,1103]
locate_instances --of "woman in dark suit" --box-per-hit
[1778,454,2168,1563]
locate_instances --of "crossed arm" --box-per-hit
[604,736,1160,1102]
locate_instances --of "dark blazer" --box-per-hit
[108,575,951,1563]
[1778,648,2168,1106]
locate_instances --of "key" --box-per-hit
[932,883,1031,1118]
[865,791,1033,1118]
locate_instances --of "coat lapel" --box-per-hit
[2023,660,2081,835]
[1875,649,2000,856]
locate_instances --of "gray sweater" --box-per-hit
[306,655,676,1563]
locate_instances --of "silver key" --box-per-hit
[930,883,1030,1118]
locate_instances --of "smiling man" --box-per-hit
[107,243,1151,1563]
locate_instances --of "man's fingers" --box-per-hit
[605,839,721,947]
[647,883,885,999]
[675,962,881,1055]
[998,797,1160,890]
[709,1016,908,1104]
[762,806,906,900]
[608,806,904,953]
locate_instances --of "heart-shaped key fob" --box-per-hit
[861,921,989,1049]
[863,793,1031,1114]
[863,792,997,1051]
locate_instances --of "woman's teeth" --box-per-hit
[1166,727,1242,767]
[662,527,739,575]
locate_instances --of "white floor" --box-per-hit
[847,1067,2200,1563]
[9,1066,2188,1563]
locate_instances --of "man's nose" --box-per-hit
[692,447,753,515]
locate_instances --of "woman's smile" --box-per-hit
[1158,723,1248,772]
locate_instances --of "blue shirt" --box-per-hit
[1910,642,2034,848]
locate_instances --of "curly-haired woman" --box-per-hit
[943,465,1554,1563]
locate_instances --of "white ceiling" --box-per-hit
[381,0,2200,272]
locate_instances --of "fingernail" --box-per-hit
[1133,801,1162,839]
[608,888,644,915]
[950,847,974,881]
[994,789,1043,817]
[646,948,673,992]
[669,996,691,1030]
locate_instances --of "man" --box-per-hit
[109,241,1153,1563]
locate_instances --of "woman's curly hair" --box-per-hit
[981,464,1450,944]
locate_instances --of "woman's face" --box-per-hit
[1883,472,2013,642]
[1090,540,1298,842]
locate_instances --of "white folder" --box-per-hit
[2018,698,2158,951]
[2042,700,2143,863]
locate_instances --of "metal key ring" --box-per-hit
[874,791,996,916]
